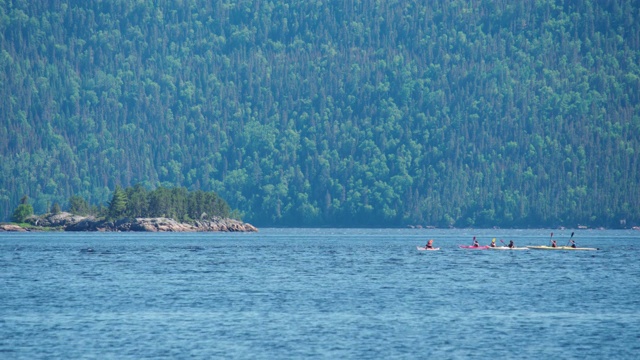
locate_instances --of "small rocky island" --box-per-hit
[2,185,258,232]
[2,212,257,232]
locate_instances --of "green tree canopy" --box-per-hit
[108,186,128,220]
[51,202,61,215]
[12,195,33,223]
[69,195,91,215]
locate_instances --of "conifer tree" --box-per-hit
[51,202,61,215]
[108,186,128,220]
[69,195,90,215]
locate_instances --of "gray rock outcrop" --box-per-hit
[24,212,258,232]
[0,224,27,232]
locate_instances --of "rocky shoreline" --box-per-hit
[1,212,258,232]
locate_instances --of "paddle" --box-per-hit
[548,232,553,246]
[565,231,575,247]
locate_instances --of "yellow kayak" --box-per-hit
[526,245,598,251]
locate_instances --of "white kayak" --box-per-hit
[417,246,440,251]
[487,246,529,250]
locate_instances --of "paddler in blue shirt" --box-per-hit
[569,240,577,248]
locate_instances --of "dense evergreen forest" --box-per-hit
[103,185,232,222]
[1,0,639,228]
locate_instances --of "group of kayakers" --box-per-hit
[425,237,578,249]
[492,239,516,248]
[424,238,517,248]
[463,236,516,248]
[427,238,511,249]
[482,238,515,248]
[550,239,577,248]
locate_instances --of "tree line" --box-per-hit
[104,184,233,221]
[1,0,639,228]
[11,185,232,223]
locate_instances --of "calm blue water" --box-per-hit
[1,228,639,359]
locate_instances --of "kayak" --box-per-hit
[487,246,529,251]
[458,245,490,250]
[417,246,440,251]
[526,246,598,251]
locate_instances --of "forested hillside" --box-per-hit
[1,0,639,228]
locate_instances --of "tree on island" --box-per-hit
[69,195,91,216]
[107,185,128,220]
[125,184,149,218]
[12,195,34,223]
[50,202,61,215]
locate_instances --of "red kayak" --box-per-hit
[458,245,490,250]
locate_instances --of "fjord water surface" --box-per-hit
[1,228,639,359]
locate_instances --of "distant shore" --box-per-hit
[0,212,258,232]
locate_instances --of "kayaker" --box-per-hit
[508,240,515,248]
[426,239,435,249]
[472,238,480,247]
[490,238,497,247]
[551,240,557,248]
[570,240,577,248]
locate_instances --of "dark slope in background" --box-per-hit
[1,0,639,228]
